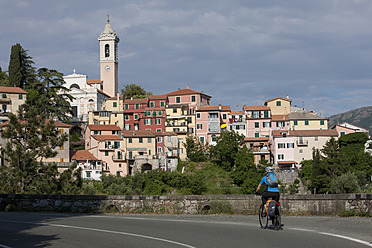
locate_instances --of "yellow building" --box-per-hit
[89,94,124,129]
[289,111,328,130]
[264,96,291,115]
[0,87,27,124]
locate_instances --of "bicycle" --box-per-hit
[256,193,281,231]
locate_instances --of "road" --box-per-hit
[0,212,371,248]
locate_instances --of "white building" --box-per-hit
[63,70,110,122]
[72,150,103,180]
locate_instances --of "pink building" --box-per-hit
[195,105,230,145]
[331,122,369,138]
[243,106,271,138]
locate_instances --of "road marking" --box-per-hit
[0,219,195,248]
[0,244,12,248]
[291,228,372,247]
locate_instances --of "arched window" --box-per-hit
[70,84,80,89]
[105,44,110,57]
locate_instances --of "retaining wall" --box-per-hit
[0,193,371,216]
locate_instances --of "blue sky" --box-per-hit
[1,0,372,117]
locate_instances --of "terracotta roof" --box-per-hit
[71,150,100,161]
[1,119,71,128]
[289,111,327,120]
[120,130,156,138]
[94,135,123,141]
[124,98,148,104]
[197,106,231,112]
[0,86,27,94]
[148,94,168,100]
[243,106,270,111]
[97,89,111,97]
[154,131,177,137]
[166,88,211,98]
[264,97,292,105]
[278,161,297,164]
[272,129,338,137]
[271,115,289,121]
[87,80,103,84]
[242,137,270,142]
[87,124,121,131]
[230,111,244,115]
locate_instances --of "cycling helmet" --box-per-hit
[265,167,274,173]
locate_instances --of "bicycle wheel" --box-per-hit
[258,204,268,229]
[273,206,281,231]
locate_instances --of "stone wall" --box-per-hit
[0,193,371,216]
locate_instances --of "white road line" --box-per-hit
[0,244,12,248]
[0,219,195,248]
[291,228,372,247]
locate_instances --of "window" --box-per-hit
[199,136,205,143]
[113,102,117,107]
[255,122,259,128]
[196,113,201,118]
[156,128,162,132]
[129,151,133,159]
[18,94,23,99]
[187,117,192,123]
[153,111,157,117]
[178,148,184,154]
[277,121,284,127]
[173,108,177,113]
[255,133,259,137]
[287,143,294,148]
[282,132,287,137]
[158,147,162,153]
[150,102,154,107]
[252,111,260,118]
[191,96,196,102]
[222,114,227,120]
[299,149,303,153]
[135,104,139,109]
[125,115,129,120]
[125,104,129,109]
[155,118,161,125]
[2,94,6,98]
[148,138,152,143]
[158,111,162,116]
[196,124,202,129]
[294,120,298,126]
[340,132,346,136]
[209,113,218,119]
[276,101,281,106]
[278,154,284,160]
[178,138,183,143]
[263,122,271,128]
[315,136,318,141]
[144,119,152,125]
[320,120,325,125]
[105,151,109,156]
[278,143,285,149]
[128,138,132,143]
[134,114,138,120]
[305,120,309,126]
[149,150,151,155]
[160,101,165,107]
[112,130,118,135]
[157,137,162,143]
[105,44,110,57]
[176,97,180,103]
[86,171,91,178]
[139,138,143,143]
[212,135,216,142]
[264,111,269,118]
[167,136,172,142]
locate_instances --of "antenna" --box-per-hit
[107,14,110,23]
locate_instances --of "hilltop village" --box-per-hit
[0,19,369,181]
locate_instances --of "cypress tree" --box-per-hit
[8,43,23,87]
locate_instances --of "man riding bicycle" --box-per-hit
[255,167,280,206]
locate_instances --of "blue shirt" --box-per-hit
[260,173,280,193]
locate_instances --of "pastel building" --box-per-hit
[123,98,148,131]
[0,87,27,124]
[331,122,369,138]
[244,106,271,138]
[155,132,179,171]
[72,150,103,180]
[289,111,328,131]
[228,111,246,136]
[264,96,291,116]
[89,94,124,129]
[195,105,230,145]
[241,137,271,165]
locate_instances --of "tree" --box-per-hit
[8,43,36,88]
[330,172,360,194]
[121,83,152,99]
[209,131,244,171]
[184,135,208,162]
[0,67,8,86]
[0,110,69,194]
[24,68,73,122]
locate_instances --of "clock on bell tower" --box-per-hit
[98,17,120,97]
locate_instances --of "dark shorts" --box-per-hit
[262,191,280,205]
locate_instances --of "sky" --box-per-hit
[1,0,372,118]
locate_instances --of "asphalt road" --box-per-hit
[0,212,371,248]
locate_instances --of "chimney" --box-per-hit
[132,131,135,136]
[286,94,289,99]
[187,86,189,89]
[219,104,221,110]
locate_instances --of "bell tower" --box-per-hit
[98,16,119,97]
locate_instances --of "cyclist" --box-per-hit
[255,166,280,206]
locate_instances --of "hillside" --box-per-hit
[328,106,372,135]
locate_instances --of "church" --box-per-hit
[62,18,120,122]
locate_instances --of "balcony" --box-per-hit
[296,140,308,146]
[112,155,126,161]
[165,122,187,127]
